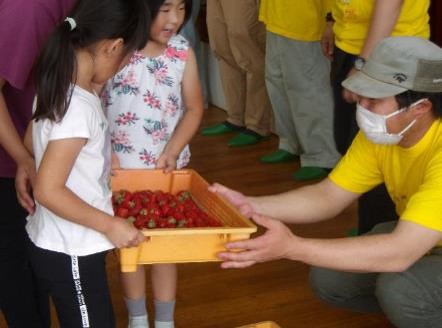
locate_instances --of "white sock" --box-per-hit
[128,314,149,328]
[155,321,174,328]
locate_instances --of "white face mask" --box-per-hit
[355,99,424,145]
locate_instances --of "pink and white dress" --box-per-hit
[102,34,191,169]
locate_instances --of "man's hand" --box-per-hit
[15,155,36,214]
[321,22,335,60]
[209,183,255,218]
[217,214,298,268]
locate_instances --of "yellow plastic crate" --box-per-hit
[111,169,257,272]
[237,321,282,328]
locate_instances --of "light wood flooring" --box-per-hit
[0,105,393,328]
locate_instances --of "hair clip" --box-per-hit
[65,17,77,31]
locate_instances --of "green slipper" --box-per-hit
[260,149,298,164]
[346,227,359,237]
[228,131,269,147]
[201,122,242,136]
[293,166,330,182]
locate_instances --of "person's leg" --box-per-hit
[205,0,246,129]
[330,47,357,155]
[309,221,397,313]
[221,0,272,137]
[121,266,149,328]
[151,264,177,328]
[376,248,442,328]
[0,178,50,328]
[280,40,340,181]
[179,0,209,108]
[261,31,299,161]
[29,242,115,328]
[357,184,398,234]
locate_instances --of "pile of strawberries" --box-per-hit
[112,189,223,229]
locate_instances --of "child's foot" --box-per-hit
[128,315,149,328]
[155,321,174,328]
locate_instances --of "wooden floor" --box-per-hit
[0,106,393,328]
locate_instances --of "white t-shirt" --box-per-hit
[27,86,115,256]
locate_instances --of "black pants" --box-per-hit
[331,48,398,234]
[28,242,115,328]
[0,178,49,327]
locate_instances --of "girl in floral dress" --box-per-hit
[102,1,203,327]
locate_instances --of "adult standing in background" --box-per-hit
[0,0,76,326]
[201,0,273,148]
[259,0,341,181]
[321,0,430,234]
[179,0,209,109]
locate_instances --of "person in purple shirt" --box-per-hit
[0,0,76,326]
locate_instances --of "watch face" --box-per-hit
[354,57,365,70]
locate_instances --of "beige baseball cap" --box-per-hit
[342,36,442,98]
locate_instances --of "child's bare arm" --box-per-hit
[34,138,144,248]
[159,48,204,170]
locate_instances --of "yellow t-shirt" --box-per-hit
[259,0,332,42]
[333,0,430,55]
[329,119,442,240]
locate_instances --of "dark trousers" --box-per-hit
[0,178,49,327]
[28,242,115,328]
[331,48,398,234]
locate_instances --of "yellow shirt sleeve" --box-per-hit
[401,151,442,232]
[329,132,383,194]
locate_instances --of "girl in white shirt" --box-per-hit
[25,0,149,326]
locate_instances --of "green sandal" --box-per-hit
[201,122,242,136]
[260,149,298,163]
[228,130,269,147]
[293,166,330,182]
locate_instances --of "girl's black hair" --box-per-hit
[395,90,442,117]
[33,0,150,122]
[147,0,192,32]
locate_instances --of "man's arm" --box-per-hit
[359,0,404,60]
[248,178,359,224]
[292,219,440,272]
[220,215,441,272]
[343,0,404,102]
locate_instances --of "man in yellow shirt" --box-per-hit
[322,0,431,236]
[258,0,340,181]
[211,37,442,327]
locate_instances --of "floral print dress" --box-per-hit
[102,34,190,169]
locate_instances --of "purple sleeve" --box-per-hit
[0,0,76,89]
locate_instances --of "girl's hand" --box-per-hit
[15,155,36,214]
[106,217,145,248]
[208,183,255,218]
[156,153,177,173]
[218,214,297,269]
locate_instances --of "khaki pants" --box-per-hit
[265,32,340,168]
[206,0,272,135]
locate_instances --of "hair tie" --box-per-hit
[64,17,77,31]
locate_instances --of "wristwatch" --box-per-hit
[354,56,366,71]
